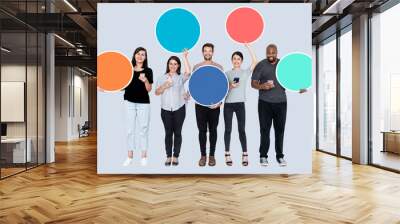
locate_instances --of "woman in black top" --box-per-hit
[123,47,153,167]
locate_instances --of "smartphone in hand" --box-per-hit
[233,77,240,83]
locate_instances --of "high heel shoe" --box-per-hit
[225,152,232,166]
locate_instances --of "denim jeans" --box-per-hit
[125,101,150,152]
[258,100,287,159]
[161,105,186,157]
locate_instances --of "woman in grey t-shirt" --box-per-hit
[223,43,257,166]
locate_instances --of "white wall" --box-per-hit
[71,71,89,139]
[1,65,38,138]
[1,65,25,128]
[46,32,56,163]
[55,67,89,141]
[1,63,46,164]
[55,66,70,141]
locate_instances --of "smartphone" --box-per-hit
[233,77,240,83]
[167,76,173,83]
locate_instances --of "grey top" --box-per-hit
[251,59,286,103]
[193,61,223,71]
[225,68,251,103]
[156,73,188,111]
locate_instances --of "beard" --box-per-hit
[267,57,276,63]
[204,55,212,61]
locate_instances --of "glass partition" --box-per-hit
[0,1,46,179]
[371,4,400,171]
[339,28,352,158]
[317,36,337,155]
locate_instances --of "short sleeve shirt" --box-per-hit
[251,59,286,103]
[124,67,153,103]
[156,73,188,111]
[193,61,223,71]
[225,68,251,103]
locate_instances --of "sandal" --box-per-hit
[165,157,172,166]
[172,157,179,166]
[242,153,249,166]
[225,152,233,166]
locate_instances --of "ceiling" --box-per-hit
[0,0,392,75]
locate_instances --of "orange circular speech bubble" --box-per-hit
[97,51,133,92]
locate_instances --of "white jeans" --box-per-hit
[125,101,150,152]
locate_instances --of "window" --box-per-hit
[0,1,47,179]
[318,36,337,154]
[339,28,352,158]
[371,3,400,171]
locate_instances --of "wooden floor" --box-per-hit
[373,151,400,171]
[1,167,26,178]
[1,135,400,224]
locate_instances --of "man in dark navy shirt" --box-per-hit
[251,44,306,167]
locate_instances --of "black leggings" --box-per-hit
[224,102,247,152]
[161,105,186,158]
[195,104,220,156]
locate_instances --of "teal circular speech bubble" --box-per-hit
[276,52,312,92]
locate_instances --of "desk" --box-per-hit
[382,131,400,154]
[1,138,31,163]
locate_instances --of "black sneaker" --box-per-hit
[260,157,268,166]
[277,158,287,167]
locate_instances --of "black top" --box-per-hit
[124,67,153,103]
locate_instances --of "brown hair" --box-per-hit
[202,43,214,52]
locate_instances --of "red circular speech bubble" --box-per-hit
[226,7,264,43]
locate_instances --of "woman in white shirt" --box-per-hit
[155,50,191,166]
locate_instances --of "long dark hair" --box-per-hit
[131,47,148,69]
[165,56,181,75]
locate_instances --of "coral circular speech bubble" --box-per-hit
[226,7,264,44]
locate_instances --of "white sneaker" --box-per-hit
[141,157,148,166]
[277,158,287,167]
[123,157,133,166]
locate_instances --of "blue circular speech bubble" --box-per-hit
[156,8,200,53]
[276,52,312,92]
[188,65,229,106]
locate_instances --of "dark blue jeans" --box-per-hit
[161,105,186,158]
[195,104,220,156]
[258,100,287,160]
